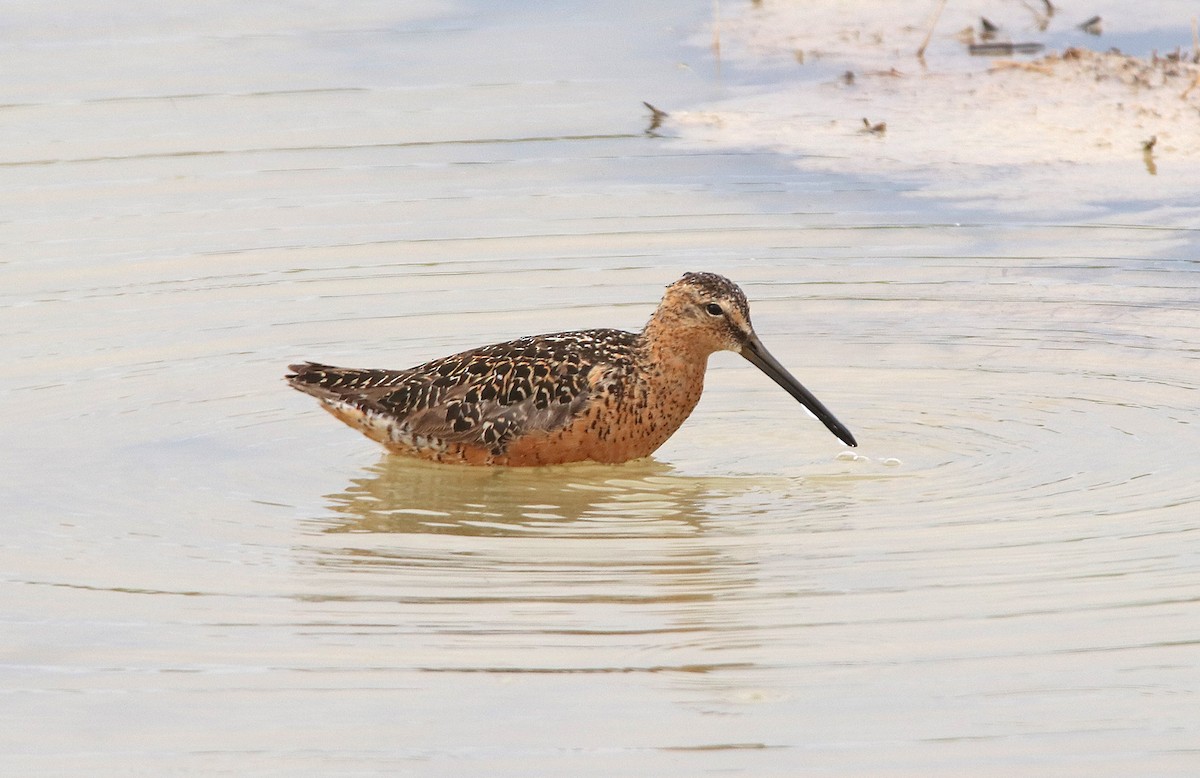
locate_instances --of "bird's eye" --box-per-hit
[704,302,723,316]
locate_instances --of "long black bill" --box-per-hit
[739,333,858,448]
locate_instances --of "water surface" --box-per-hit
[2,1,1197,775]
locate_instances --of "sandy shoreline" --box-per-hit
[668,0,1200,210]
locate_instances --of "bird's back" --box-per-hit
[287,328,643,464]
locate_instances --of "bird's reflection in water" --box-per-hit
[302,458,775,684]
[316,456,739,539]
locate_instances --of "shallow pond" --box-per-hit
[3,1,1198,774]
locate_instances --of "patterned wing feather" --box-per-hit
[287,329,638,454]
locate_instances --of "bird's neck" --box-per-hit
[635,316,712,403]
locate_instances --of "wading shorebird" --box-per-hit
[287,272,856,466]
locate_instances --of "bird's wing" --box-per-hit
[287,330,636,454]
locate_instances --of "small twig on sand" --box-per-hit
[989,59,1055,75]
[917,0,949,61]
[1182,73,1200,99]
[969,42,1044,56]
[643,102,669,134]
[861,118,887,135]
[1079,16,1102,36]
[1019,0,1053,30]
[712,0,722,77]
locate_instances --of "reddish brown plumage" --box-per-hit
[287,272,856,465]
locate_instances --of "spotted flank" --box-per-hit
[286,272,857,466]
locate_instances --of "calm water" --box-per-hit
[3,1,1198,775]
